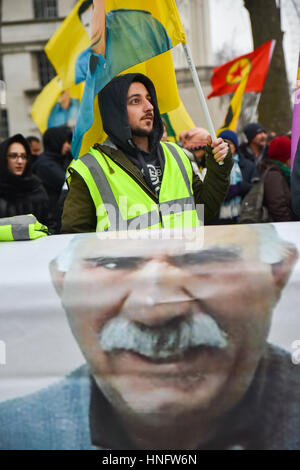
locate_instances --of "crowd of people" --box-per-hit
[179,122,299,224]
[0,111,299,234]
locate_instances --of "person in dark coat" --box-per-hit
[239,122,268,165]
[0,134,50,227]
[210,130,258,224]
[260,136,295,222]
[35,126,73,233]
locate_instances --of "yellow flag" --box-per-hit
[217,74,248,134]
[31,77,84,134]
[162,101,196,143]
[45,0,90,90]
[45,0,186,90]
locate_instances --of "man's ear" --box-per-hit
[49,259,65,297]
[271,244,299,291]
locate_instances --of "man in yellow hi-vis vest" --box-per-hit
[62,73,233,233]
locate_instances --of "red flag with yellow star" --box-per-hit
[208,40,275,99]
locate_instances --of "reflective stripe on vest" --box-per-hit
[69,142,200,231]
[0,215,49,241]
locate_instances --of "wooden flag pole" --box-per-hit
[182,42,224,165]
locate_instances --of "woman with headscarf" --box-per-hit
[0,134,50,227]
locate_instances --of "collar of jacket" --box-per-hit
[93,139,159,203]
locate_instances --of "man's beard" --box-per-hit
[132,126,154,138]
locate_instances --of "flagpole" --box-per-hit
[182,42,223,165]
[250,92,261,123]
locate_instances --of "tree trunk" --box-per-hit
[244,0,292,134]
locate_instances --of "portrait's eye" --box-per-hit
[104,262,117,270]
[84,257,142,270]
[170,248,241,268]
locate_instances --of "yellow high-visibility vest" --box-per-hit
[0,215,49,242]
[68,142,201,231]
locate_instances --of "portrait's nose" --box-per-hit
[122,259,192,326]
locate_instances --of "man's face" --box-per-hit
[61,140,71,155]
[51,226,296,432]
[59,91,71,111]
[127,82,154,137]
[252,131,267,149]
[29,140,41,156]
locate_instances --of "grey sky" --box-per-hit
[209,0,300,87]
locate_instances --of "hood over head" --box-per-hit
[0,134,33,181]
[98,73,163,156]
[43,125,73,154]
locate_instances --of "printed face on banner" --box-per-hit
[49,225,298,428]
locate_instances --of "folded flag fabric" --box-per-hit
[31,77,84,134]
[71,0,185,158]
[0,215,49,242]
[45,0,91,90]
[291,53,300,170]
[217,73,248,134]
[208,40,275,99]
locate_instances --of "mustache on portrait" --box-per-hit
[99,314,228,360]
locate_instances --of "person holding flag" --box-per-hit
[61,1,233,233]
[61,72,232,233]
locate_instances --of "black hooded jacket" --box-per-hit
[99,73,164,195]
[62,74,233,233]
[0,134,50,226]
[34,126,73,232]
[35,126,73,195]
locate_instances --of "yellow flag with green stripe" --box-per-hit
[162,101,196,143]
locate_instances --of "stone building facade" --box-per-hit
[0,0,224,141]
